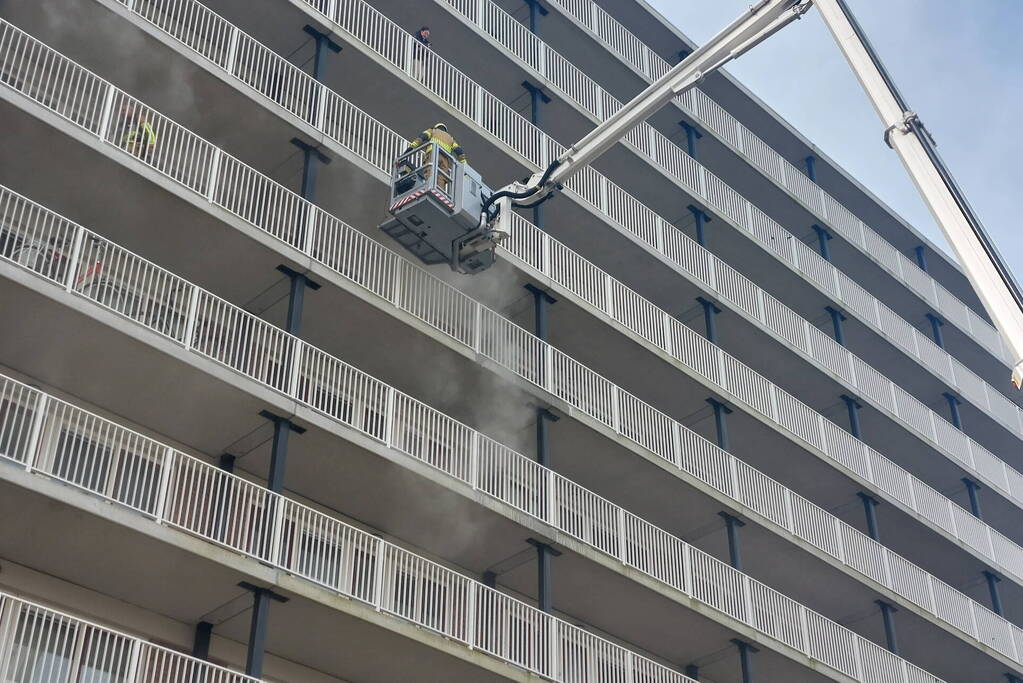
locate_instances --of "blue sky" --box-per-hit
[647,0,1023,278]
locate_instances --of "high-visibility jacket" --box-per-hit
[409,127,466,163]
[125,121,157,149]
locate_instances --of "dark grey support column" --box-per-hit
[943,392,963,430]
[826,306,847,346]
[521,82,550,129]
[525,284,556,388]
[688,205,712,247]
[679,121,702,160]
[1005,672,1022,683]
[192,621,213,660]
[706,398,732,451]
[275,265,321,337]
[521,81,552,227]
[926,313,945,349]
[684,664,699,680]
[718,512,745,571]
[857,493,880,541]
[482,570,497,588]
[289,138,331,251]
[731,639,758,683]
[535,407,558,468]
[216,455,236,541]
[696,296,721,344]
[877,601,900,655]
[841,394,862,439]
[521,0,548,35]
[524,284,556,341]
[984,570,1004,617]
[812,224,832,261]
[804,155,817,182]
[303,25,342,83]
[914,245,929,272]
[239,582,289,678]
[259,410,306,494]
[289,138,331,203]
[526,539,561,613]
[963,478,983,519]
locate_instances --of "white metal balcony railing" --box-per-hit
[429,0,1023,457]
[0,240,954,683]
[530,0,1007,368]
[376,0,1022,435]
[0,590,259,682]
[49,1,1023,557]
[2,176,1020,677]
[0,33,1021,671]
[0,376,710,683]
[236,0,1023,483]
[1,15,1023,662]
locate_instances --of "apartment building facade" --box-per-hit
[0,0,1019,681]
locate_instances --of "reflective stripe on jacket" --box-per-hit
[409,128,465,162]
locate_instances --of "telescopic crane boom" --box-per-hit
[384,0,1023,388]
[812,0,1023,389]
[489,0,812,210]
[494,0,1023,389]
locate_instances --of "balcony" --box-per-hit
[139,0,1023,481]
[9,0,1023,588]
[352,0,1023,508]
[0,588,265,682]
[0,304,921,683]
[0,105,1018,682]
[354,0,1017,407]
[2,6,1023,663]
[500,0,1001,375]
[10,0,1023,588]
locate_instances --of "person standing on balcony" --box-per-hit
[412,26,432,81]
[118,103,157,161]
[405,123,466,193]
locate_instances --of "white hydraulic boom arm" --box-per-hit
[487,0,811,211]
[491,0,1023,389]
[812,0,1023,389]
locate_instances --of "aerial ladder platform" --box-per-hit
[379,0,1023,388]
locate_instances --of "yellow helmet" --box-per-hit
[434,123,448,132]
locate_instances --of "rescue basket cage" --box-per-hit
[380,141,498,275]
[390,142,456,210]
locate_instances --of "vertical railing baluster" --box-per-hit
[682,543,693,596]
[22,393,49,472]
[798,605,811,656]
[205,148,223,203]
[63,225,86,292]
[850,634,863,680]
[616,507,627,563]
[181,285,200,349]
[288,339,304,397]
[740,574,754,627]
[472,302,482,353]
[382,386,396,448]
[124,639,142,683]
[224,26,240,75]
[373,538,387,610]
[469,431,480,490]
[465,580,477,650]
[268,494,287,564]
[153,446,175,524]
[547,614,559,681]
[96,83,116,141]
